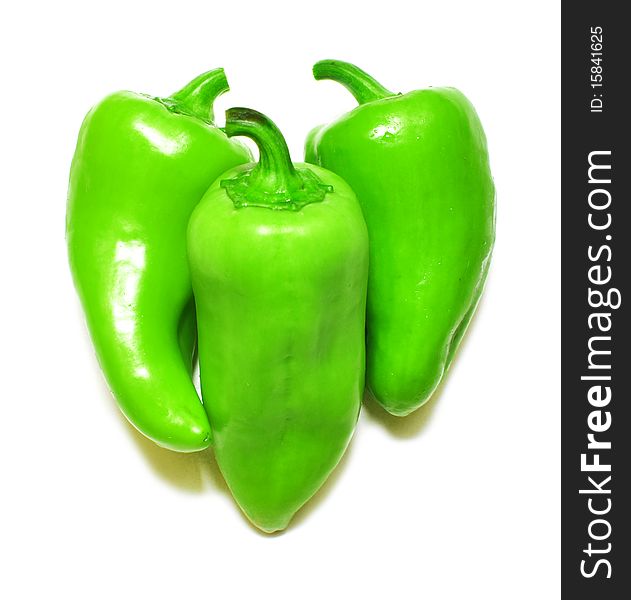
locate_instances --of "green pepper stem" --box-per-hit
[169,68,229,124]
[225,108,302,195]
[313,59,394,105]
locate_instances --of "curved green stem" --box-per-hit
[221,108,331,211]
[168,68,230,124]
[313,59,394,105]
[225,107,302,195]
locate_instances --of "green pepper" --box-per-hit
[306,60,495,416]
[188,108,369,532]
[67,69,251,452]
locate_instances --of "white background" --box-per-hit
[0,1,560,598]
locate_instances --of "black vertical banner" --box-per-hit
[562,1,630,598]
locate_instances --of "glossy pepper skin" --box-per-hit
[67,70,251,452]
[188,108,368,532]
[306,60,495,416]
